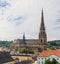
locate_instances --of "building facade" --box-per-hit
[37,50,60,64]
[11,9,47,53]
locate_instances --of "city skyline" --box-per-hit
[0,0,60,41]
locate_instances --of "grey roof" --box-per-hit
[0,51,14,63]
[13,39,38,44]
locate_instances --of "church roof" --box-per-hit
[13,39,38,44]
[38,50,60,57]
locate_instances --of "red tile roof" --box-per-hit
[38,50,60,57]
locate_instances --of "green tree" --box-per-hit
[50,47,56,50]
[51,58,57,64]
[18,48,34,54]
[56,42,60,46]
[44,59,60,64]
[57,63,60,64]
[44,59,51,64]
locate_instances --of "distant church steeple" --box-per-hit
[39,9,47,51]
[23,33,26,44]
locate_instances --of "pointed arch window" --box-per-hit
[41,39,43,43]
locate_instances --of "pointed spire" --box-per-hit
[39,8,47,38]
[23,33,26,44]
[23,33,25,40]
[40,8,45,30]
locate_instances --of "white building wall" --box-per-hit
[37,57,46,64]
[37,55,60,64]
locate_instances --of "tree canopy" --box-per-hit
[44,58,60,64]
[45,59,51,64]
[18,48,34,54]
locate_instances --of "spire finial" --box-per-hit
[42,8,43,12]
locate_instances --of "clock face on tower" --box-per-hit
[0,0,12,15]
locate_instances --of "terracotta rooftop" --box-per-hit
[38,50,60,57]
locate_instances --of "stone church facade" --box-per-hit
[11,9,47,53]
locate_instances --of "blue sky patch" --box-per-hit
[0,1,11,8]
[7,15,26,26]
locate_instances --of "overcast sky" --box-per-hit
[0,0,60,41]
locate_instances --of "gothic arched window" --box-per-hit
[41,39,42,43]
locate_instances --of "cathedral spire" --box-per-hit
[40,8,45,30]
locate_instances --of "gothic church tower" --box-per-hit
[39,9,47,51]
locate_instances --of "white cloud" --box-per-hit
[0,0,60,40]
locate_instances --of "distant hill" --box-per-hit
[48,40,60,49]
[0,41,12,48]
[48,40,60,46]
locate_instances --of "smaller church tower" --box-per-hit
[23,33,26,44]
[39,9,47,51]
